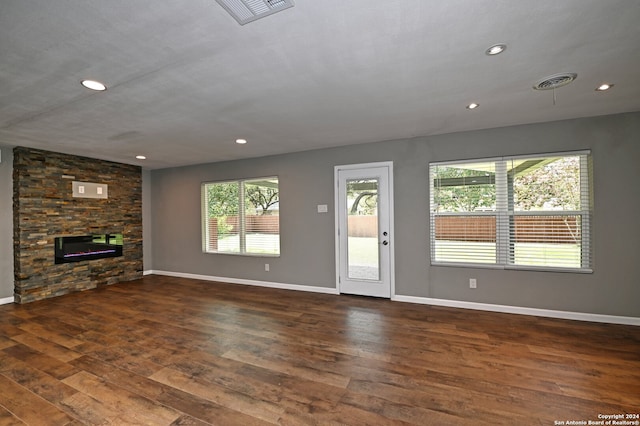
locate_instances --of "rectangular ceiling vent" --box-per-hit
[215,0,294,25]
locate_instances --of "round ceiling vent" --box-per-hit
[533,73,578,90]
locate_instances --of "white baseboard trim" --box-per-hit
[142,271,638,326]
[392,295,640,326]
[143,270,154,276]
[148,270,340,295]
[0,296,14,305]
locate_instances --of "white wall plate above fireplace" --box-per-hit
[72,181,108,199]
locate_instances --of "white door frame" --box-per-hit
[334,161,395,298]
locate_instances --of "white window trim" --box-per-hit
[430,151,593,273]
[202,176,280,257]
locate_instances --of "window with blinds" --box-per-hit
[202,177,280,256]
[430,152,592,272]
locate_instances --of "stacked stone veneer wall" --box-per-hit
[13,147,143,304]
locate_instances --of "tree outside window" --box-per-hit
[430,153,592,271]
[203,177,279,256]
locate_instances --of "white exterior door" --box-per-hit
[335,162,394,298]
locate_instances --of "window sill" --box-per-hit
[431,261,593,274]
[203,250,280,258]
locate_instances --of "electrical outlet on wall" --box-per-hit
[265,263,270,272]
[469,278,477,289]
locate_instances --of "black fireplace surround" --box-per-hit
[55,234,123,264]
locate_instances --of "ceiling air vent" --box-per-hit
[215,0,294,25]
[533,73,578,90]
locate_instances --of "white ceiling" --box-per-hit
[1,0,640,169]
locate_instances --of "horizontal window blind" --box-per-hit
[430,152,592,272]
[430,161,499,265]
[202,177,280,256]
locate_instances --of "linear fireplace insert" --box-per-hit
[55,234,123,264]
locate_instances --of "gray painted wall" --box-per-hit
[0,146,14,299]
[150,112,640,318]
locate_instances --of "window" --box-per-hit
[430,151,592,272]
[202,177,280,256]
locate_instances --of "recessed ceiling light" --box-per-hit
[485,44,507,56]
[466,103,480,110]
[595,83,614,91]
[135,155,146,160]
[236,139,247,144]
[81,80,107,91]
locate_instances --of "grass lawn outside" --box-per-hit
[434,240,582,268]
[215,235,582,269]
[217,234,280,255]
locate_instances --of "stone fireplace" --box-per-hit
[13,147,142,303]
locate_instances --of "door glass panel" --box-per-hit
[346,178,379,280]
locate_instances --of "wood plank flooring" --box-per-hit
[0,275,639,425]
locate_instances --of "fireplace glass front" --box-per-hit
[55,234,123,264]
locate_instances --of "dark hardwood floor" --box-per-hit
[0,275,638,425]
